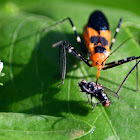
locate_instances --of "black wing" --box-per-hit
[88,10,109,33]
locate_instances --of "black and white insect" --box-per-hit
[79,79,111,110]
[79,60,140,110]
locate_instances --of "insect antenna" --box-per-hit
[103,37,132,63]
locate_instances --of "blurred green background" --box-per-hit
[0,0,139,139]
[0,0,140,15]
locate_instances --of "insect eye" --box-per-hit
[81,79,87,84]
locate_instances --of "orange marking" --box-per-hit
[83,26,111,82]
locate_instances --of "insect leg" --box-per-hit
[103,56,140,69]
[44,17,86,53]
[86,93,90,104]
[54,41,92,85]
[110,18,123,50]
[115,60,140,97]
[136,59,139,92]
[57,44,66,86]
[90,96,94,112]
[92,100,106,110]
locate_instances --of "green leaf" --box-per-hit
[0,113,92,140]
[0,0,139,139]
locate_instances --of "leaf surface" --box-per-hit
[0,0,140,139]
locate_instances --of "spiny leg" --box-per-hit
[43,17,86,53]
[59,45,66,86]
[54,41,92,85]
[110,18,123,50]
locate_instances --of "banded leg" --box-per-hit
[44,17,86,53]
[103,56,140,69]
[110,18,123,50]
[115,60,140,96]
[54,41,92,85]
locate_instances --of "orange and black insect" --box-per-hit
[45,10,140,93]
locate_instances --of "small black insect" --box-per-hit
[79,60,140,111]
[79,79,113,110]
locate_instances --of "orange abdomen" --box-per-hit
[83,10,111,82]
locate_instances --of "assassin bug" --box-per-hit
[45,10,140,90]
[79,60,140,110]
